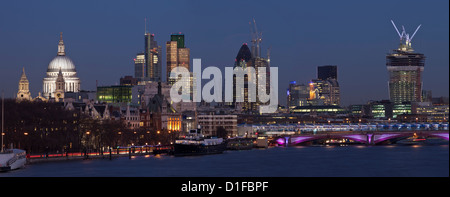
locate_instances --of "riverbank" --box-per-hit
[26,147,170,164]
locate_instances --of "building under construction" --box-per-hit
[231,19,271,114]
[386,20,425,104]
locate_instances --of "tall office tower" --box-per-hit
[287,81,309,111]
[318,65,337,80]
[387,20,425,104]
[232,43,258,112]
[166,33,190,85]
[145,33,162,82]
[134,52,145,80]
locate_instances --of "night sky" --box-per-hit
[0,0,448,106]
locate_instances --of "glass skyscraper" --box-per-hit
[134,52,145,80]
[145,33,162,82]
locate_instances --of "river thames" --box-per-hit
[1,142,448,177]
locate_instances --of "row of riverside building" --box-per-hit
[14,20,448,140]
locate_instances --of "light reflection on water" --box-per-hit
[1,143,448,177]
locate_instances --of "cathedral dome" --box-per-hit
[42,32,81,99]
[47,55,76,73]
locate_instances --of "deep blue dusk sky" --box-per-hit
[0,0,448,106]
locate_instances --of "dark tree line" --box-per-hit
[0,99,174,154]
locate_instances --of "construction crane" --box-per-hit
[391,19,422,49]
[249,18,263,58]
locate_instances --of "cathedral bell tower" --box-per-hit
[54,68,65,102]
[16,67,32,102]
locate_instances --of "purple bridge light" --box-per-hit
[277,131,449,146]
[431,133,449,141]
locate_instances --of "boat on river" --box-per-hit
[0,149,27,172]
[174,128,226,156]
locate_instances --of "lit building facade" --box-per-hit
[97,85,132,104]
[287,81,309,111]
[386,41,425,104]
[392,103,412,118]
[311,79,340,106]
[166,33,190,85]
[197,114,238,137]
[415,102,449,122]
[290,105,345,114]
[134,53,145,80]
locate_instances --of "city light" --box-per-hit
[0,1,447,182]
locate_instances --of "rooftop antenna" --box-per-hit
[145,17,148,34]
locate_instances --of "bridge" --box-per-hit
[275,130,449,146]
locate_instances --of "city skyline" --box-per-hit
[0,0,448,106]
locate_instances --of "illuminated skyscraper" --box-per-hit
[134,52,145,80]
[166,33,190,85]
[145,33,162,82]
[387,21,425,104]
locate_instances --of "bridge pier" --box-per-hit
[284,137,290,147]
[366,134,374,145]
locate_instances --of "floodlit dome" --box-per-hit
[42,32,81,99]
[47,55,76,73]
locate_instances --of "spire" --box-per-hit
[56,67,65,83]
[20,67,29,83]
[17,67,31,101]
[57,32,65,56]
